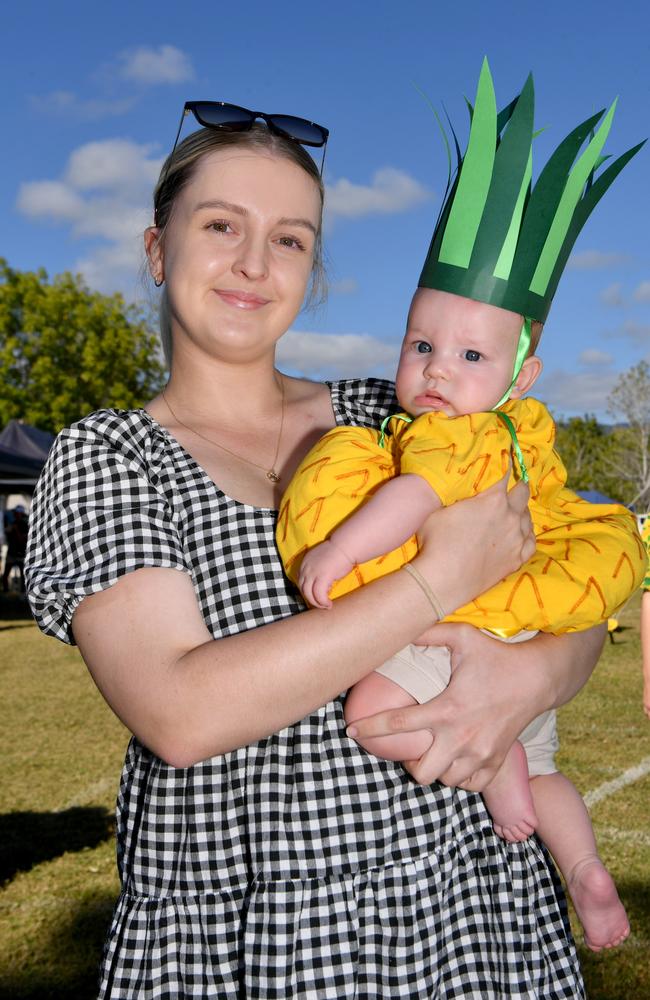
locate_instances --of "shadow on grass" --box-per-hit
[0,593,33,622]
[0,807,114,885]
[0,891,114,1000]
[0,881,647,1000]
[578,878,650,1000]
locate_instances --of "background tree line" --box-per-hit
[0,259,165,434]
[1,260,649,510]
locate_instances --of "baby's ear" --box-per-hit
[510,355,543,399]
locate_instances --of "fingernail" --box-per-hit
[346,725,358,738]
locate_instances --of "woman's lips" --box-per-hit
[215,289,270,309]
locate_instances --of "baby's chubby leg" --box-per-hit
[481,740,538,842]
[531,772,629,951]
[345,644,451,761]
[344,672,434,760]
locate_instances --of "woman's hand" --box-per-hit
[347,622,605,789]
[347,624,542,789]
[411,472,535,618]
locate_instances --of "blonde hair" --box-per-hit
[152,124,326,365]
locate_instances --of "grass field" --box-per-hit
[1,591,649,999]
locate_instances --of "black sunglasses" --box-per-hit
[155,101,329,222]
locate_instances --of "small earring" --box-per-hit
[154,276,164,288]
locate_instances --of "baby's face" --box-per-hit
[395,288,523,417]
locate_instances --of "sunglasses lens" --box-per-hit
[192,102,254,131]
[267,115,328,147]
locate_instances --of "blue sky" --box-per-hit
[3,0,649,419]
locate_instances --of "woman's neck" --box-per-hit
[162,351,283,425]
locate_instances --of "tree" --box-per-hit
[605,361,650,510]
[0,259,166,433]
[554,415,610,492]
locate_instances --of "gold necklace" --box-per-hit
[161,375,286,483]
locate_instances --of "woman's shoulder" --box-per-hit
[328,377,398,428]
[48,407,166,470]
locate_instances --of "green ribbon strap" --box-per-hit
[495,410,529,483]
[378,412,413,449]
[490,316,532,410]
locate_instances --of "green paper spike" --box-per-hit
[468,73,534,280]
[438,59,496,269]
[419,60,644,324]
[530,101,617,295]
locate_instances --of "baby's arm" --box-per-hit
[298,474,440,608]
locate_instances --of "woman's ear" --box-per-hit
[510,355,543,399]
[144,227,164,285]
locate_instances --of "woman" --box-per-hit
[26,111,607,998]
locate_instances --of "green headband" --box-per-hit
[419,58,644,323]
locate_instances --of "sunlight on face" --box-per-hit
[148,149,322,366]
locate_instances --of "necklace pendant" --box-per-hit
[266,470,280,483]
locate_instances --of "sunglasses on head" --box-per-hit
[155,101,329,222]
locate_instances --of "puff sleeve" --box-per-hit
[25,410,190,644]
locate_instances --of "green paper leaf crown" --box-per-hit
[419,58,645,323]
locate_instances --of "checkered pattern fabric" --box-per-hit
[26,379,584,999]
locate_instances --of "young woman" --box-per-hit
[25,110,606,998]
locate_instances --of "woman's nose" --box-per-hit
[233,236,268,280]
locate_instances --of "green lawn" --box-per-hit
[1,592,649,999]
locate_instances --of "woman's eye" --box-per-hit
[464,349,481,362]
[277,235,306,251]
[209,221,232,234]
[415,341,432,354]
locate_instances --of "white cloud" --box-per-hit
[578,348,614,366]
[64,139,161,192]
[331,277,359,295]
[604,320,650,346]
[16,139,162,294]
[536,369,620,416]
[634,281,650,302]
[18,181,86,221]
[30,90,135,120]
[600,282,624,307]
[326,168,431,220]
[277,330,399,379]
[567,249,630,270]
[118,45,195,85]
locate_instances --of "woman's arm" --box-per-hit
[347,621,606,789]
[73,474,533,767]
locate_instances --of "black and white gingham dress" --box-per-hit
[26,379,584,999]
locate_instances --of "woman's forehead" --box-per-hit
[183,148,321,215]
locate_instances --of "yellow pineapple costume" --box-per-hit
[277,396,644,775]
[642,517,650,591]
[278,396,645,635]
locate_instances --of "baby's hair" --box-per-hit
[528,319,543,355]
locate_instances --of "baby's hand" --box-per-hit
[298,539,354,609]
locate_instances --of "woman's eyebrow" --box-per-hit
[194,199,247,215]
[277,217,317,235]
[193,200,316,235]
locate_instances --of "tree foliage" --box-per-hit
[0,259,166,433]
[554,415,610,492]
[606,361,650,510]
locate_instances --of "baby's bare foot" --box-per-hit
[568,856,630,951]
[483,741,537,842]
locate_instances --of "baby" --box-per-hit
[277,60,645,951]
[280,287,633,952]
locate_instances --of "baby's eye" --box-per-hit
[464,349,481,362]
[415,341,432,354]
